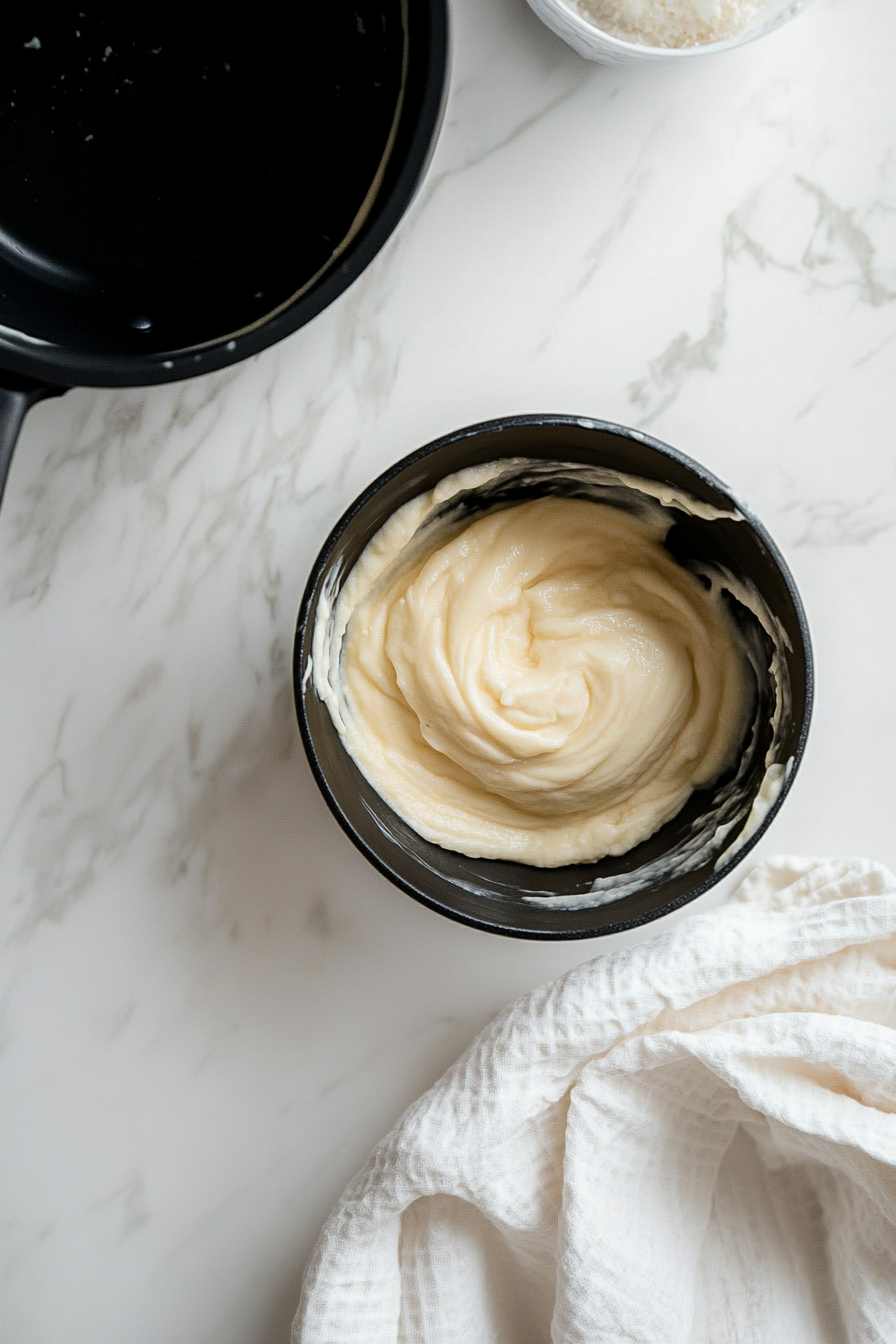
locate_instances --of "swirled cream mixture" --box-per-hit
[314,463,751,867]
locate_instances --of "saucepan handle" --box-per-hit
[0,376,68,511]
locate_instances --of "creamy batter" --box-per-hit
[314,466,751,867]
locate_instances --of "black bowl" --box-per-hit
[294,416,813,939]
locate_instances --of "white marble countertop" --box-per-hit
[2,0,895,1339]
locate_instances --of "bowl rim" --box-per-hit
[294,413,814,939]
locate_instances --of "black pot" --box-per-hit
[0,2,449,505]
[295,415,813,940]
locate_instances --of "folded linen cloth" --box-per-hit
[294,857,896,1344]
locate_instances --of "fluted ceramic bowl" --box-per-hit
[527,0,814,67]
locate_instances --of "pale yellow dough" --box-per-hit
[324,491,749,867]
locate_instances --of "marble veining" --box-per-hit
[2,0,896,1341]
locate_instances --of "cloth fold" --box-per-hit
[294,857,896,1343]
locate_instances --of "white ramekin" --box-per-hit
[527,0,814,67]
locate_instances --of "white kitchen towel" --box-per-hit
[294,857,896,1344]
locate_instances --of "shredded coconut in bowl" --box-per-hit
[573,0,765,47]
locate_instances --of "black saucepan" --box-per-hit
[0,2,448,507]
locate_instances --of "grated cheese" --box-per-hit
[573,0,765,47]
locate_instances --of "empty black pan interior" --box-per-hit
[0,3,407,358]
